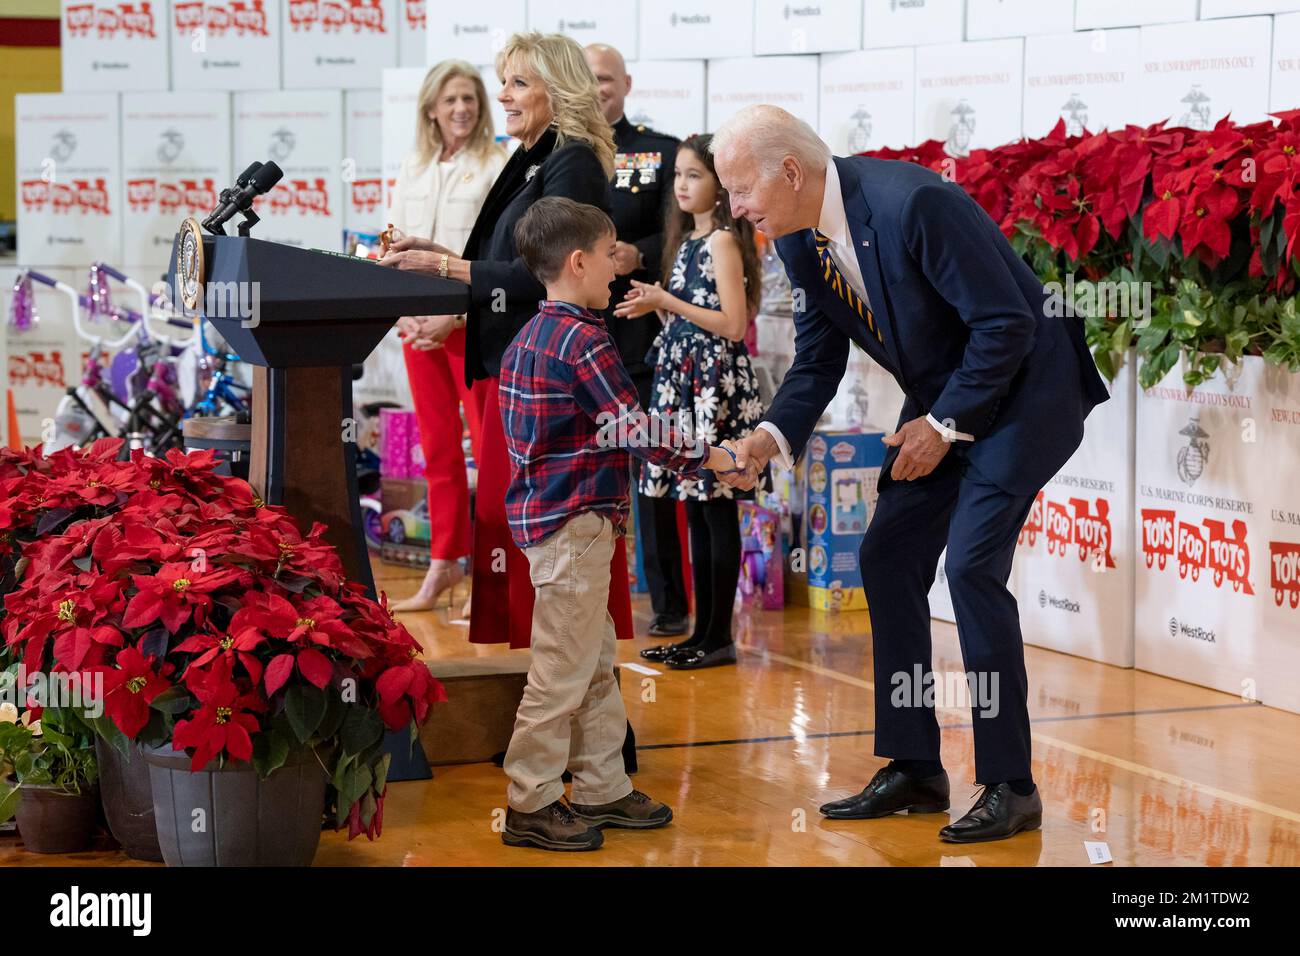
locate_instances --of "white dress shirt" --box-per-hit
[756,160,974,470]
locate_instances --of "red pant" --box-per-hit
[402,327,484,561]
[470,379,633,649]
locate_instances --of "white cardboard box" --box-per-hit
[121,92,232,271]
[170,0,284,91]
[1137,17,1274,128]
[1022,28,1141,137]
[915,38,1025,155]
[61,0,170,91]
[16,93,122,268]
[820,47,916,154]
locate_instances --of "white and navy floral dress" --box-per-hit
[639,229,767,502]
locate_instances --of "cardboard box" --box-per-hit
[804,429,885,611]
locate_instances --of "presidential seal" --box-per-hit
[177,216,205,312]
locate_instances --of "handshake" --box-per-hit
[706,430,779,491]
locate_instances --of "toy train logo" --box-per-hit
[1140,508,1254,595]
[9,352,66,389]
[127,178,218,214]
[350,178,383,213]
[287,0,387,33]
[266,179,332,216]
[66,2,158,40]
[1018,492,1116,569]
[19,179,112,216]
[1270,541,1300,609]
[173,1,271,38]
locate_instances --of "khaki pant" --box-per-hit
[504,511,634,813]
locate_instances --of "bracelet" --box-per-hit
[717,444,745,475]
[438,254,449,279]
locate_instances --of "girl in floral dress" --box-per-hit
[613,133,765,671]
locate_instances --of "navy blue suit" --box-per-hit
[768,156,1110,782]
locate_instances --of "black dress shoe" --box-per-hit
[640,641,690,662]
[664,644,737,669]
[648,614,689,637]
[939,783,1042,843]
[819,766,950,819]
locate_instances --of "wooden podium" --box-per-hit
[169,235,468,596]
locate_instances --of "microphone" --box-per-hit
[201,160,284,236]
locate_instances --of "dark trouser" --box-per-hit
[860,451,1039,783]
[632,372,687,619]
[683,498,742,647]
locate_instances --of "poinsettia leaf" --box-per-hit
[277,574,314,594]
[122,590,164,630]
[340,706,384,758]
[35,508,74,537]
[285,684,326,743]
[139,627,169,663]
[72,554,94,573]
[251,731,290,779]
[90,713,132,758]
[296,648,333,689]
[148,685,191,715]
[373,752,392,794]
[316,692,345,741]
[263,654,295,697]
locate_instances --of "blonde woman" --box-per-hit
[388,60,507,613]
[381,32,633,652]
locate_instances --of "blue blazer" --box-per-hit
[768,155,1111,496]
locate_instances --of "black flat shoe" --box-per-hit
[819,766,950,819]
[648,614,690,637]
[939,783,1042,843]
[640,641,691,662]
[664,644,737,669]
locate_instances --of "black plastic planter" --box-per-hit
[95,738,163,861]
[144,744,327,866]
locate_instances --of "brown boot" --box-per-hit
[570,789,673,829]
[502,800,604,851]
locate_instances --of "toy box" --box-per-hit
[738,501,784,610]
[377,476,432,568]
[379,408,425,480]
[803,429,886,611]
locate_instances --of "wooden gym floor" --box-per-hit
[3,562,1298,867]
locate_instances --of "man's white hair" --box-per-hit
[710,104,831,177]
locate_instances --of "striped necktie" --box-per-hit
[814,229,882,343]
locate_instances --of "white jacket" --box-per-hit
[388,144,508,255]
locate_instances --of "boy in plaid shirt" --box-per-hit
[498,196,739,851]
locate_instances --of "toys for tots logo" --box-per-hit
[267,178,332,216]
[173,0,271,38]
[350,179,382,213]
[287,0,387,33]
[1140,508,1254,595]
[66,2,158,40]
[1018,491,1116,568]
[1269,541,1300,609]
[20,179,111,216]
[126,178,217,215]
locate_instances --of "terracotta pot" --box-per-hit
[144,744,327,867]
[95,738,163,861]
[12,779,99,854]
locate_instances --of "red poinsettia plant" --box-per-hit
[1,439,444,840]
[862,111,1300,387]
